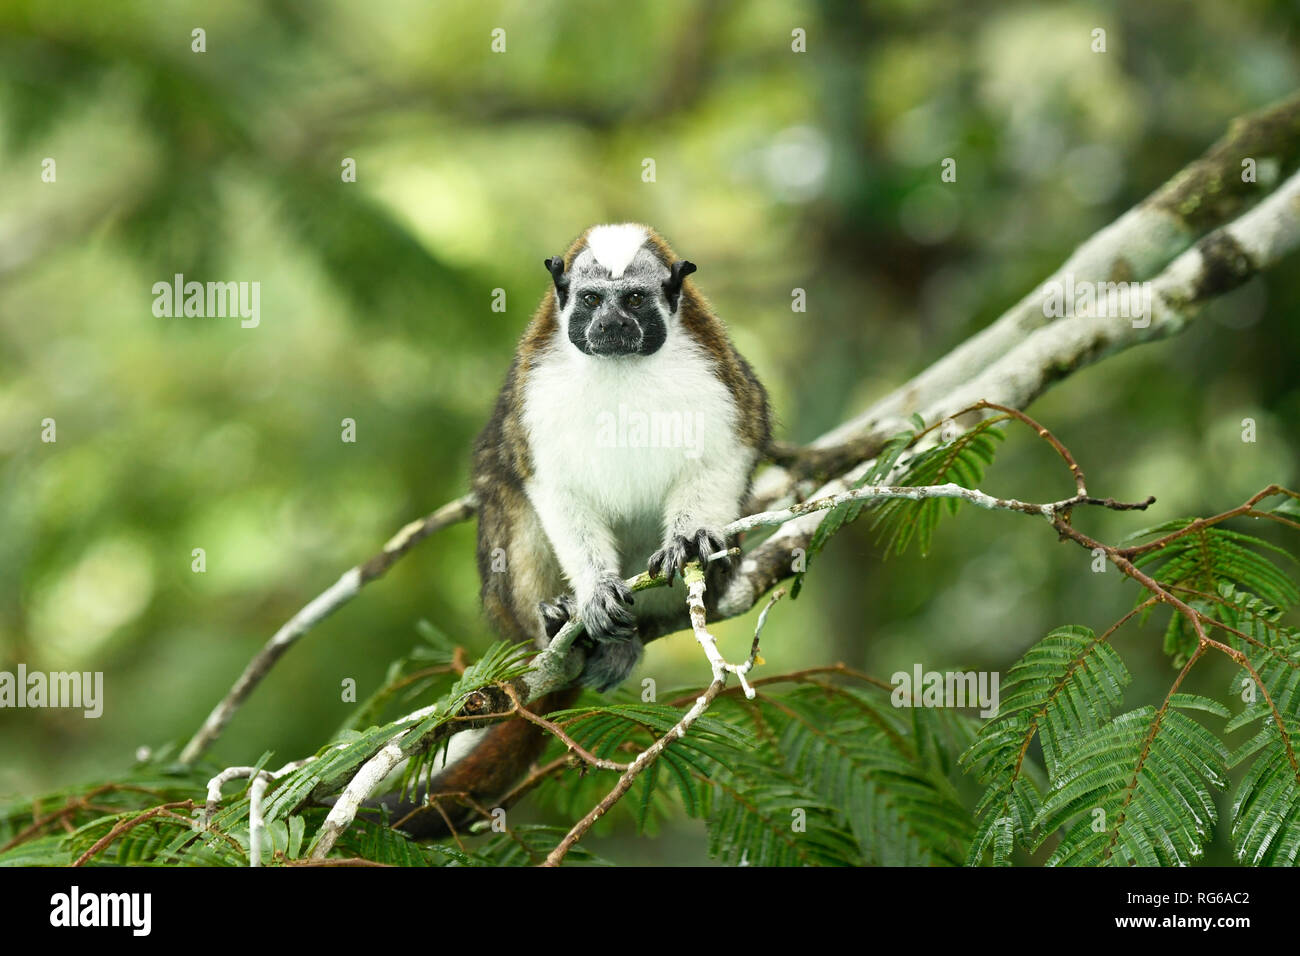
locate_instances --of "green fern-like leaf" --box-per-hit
[532,699,747,833]
[277,640,535,819]
[473,825,612,867]
[770,687,973,865]
[0,766,238,866]
[1127,521,1299,663]
[699,684,973,866]
[0,835,77,867]
[1229,717,1300,865]
[1203,584,1300,865]
[703,751,861,866]
[790,416,923,598]
[338,620,459,733]
[961,625,1129,864]
[792,414,1006,598]
[1034,707,1228,866]
[870,416,1006,557]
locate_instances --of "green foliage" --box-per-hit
[4,503,1297,868]
[962,625,1129,864]
[1035,706,1228,865]
[1127,520,1299,663]
[869,416,1006,558]
[392,638,537,798]
[790,415,923,599]
[1230,722,1300,865]
[962,573,1300,866]
[1211,585,1300,864]
[703,754,858,866]
[770,688,974,864]
[792,413,1005,598]
[256,637,533,830]
[540,685,978,866]
[338,620,460,734]
[535,699,750,836]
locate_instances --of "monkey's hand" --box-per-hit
[648,528,729,585]
[580,573,637,643]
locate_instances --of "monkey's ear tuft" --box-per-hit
[544,255,570,308]
[663,260,697,313]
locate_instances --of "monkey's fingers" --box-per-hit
[538,595,577,639]
[583,575,637,643]
[648,537,691,584]
[694,528,730,568]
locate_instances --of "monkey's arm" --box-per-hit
[650,453,756,583]
[525,481,636,643]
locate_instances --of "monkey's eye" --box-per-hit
[625,292,644,309]
[581,292,602,308]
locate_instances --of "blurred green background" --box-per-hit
[1,0,1298,864]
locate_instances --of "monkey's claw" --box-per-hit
[581,574,637,644]
[648,528,729,584]
[538,594,577,640]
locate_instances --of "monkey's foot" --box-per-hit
[648,528,730,585]
[538,594,577,640]
[581,574,636,643]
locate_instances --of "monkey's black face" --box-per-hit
[554,244,677,358]
[548,235,697,360]
[567,284,668,357]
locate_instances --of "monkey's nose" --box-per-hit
[597,313,636,334]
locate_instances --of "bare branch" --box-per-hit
[179,494,475,764]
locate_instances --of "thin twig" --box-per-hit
[503,685,630,772]
[72,801,196,867]
[667,662,891,707]
[541,588,784,867]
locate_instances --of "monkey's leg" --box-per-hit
[369,483,573,839]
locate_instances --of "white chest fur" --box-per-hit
[521,331,740,526]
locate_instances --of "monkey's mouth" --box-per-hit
[586,331,643,356]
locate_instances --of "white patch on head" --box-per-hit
[585,223,650,278]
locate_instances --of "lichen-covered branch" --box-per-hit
[719,168,1300,619]
[799,90,1300,481]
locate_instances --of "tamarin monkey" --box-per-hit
[385,224,770,838]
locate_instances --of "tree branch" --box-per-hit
[179,495,474,764]
[793,90,1300,483]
